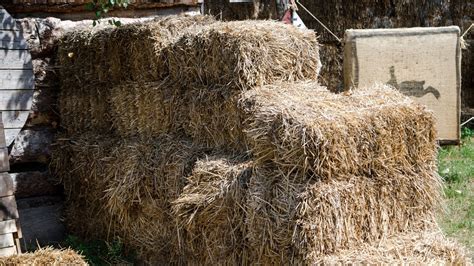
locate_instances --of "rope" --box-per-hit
[295,0,341,43]
[461,116,474,127]
[460,23,473,49]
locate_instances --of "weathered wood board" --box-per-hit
[0,173,14,197]
[0,196,19,221]
[0,147,9,172]
[2,111,30,128]
[0,246,16,256]
[0,90,34,111]
[4,128,22,147]
[0,220,17,235]
[0,8,34,147]
[0,31,27,49]
[0,49,32,69]
[0,70,35,90]
[344,26,460,143]
[0,233,14,248]
[0,8,19,31]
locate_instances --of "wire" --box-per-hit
[295,0,341,43]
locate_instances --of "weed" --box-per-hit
[64,235,134,265]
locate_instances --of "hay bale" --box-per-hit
[58,15,215,87]
[50,134,206,263]
[180,82,437,179]
[241,82,438,179]
[172,155,253,264]
[50,133,118,239]
[58,85,111,134]
[183,85,247,151]
[165,20,321,90]
[0,247,87,265]
[81,81,436,180]
[110,81,186,138]
[245,167,443,263]
[57,15,215,134]
[315,230,472,265]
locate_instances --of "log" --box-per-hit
[9,127,54,165]
[10,171,61,199]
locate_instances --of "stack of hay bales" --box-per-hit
[52,15,470,264]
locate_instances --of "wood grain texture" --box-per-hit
[0,126,5,147]
[2,111,30,128]
[0,196,19,221]
[0,49,32,69]
[0,233,14,248]
[4,128,21,147]
[0,148,9,172]
[0,30,27,50]
[0,8,19,31]
[0,90,34,110]
[0,70,35,90]
[0,245,16,256]
[0,220,17,235]
[0,173,14,197]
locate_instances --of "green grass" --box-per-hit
[438,129,474,255]
[64,235,135,265]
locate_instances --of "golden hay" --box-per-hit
[58,85,111,134]
[58,15,215,87]
[107,81,437,179]
[172,155,253,264]
[50,134,206,263]
[240,82,438,179]
[245,167,443,264]
[110,81,186,138]
[0,247,87,266]
[315,230,471,265]
[57,15,215,134]
[165,20,321,90]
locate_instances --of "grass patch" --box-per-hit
[438,130,474,255]
[64,235,135,265]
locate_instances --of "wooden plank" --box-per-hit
[0,8,19,31]
[0,219,17,234]
[0,196,19,221]
[14,235,21,254]
[0,148,9,172]
[0,233,14,248]
[4,128,22,146]
[0,245,16,256]
[0,30,27,49]
[2,111,30,128]
[0,90,34,110]
[0,49,32,69]
[0,70,35,90]
[0,126,5,147]
[0,173,14,197]
[14,219,21,239]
